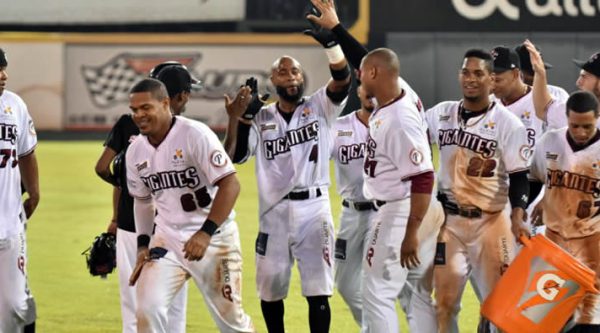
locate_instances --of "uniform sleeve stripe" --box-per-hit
[211,170,237,186]
[131,194,152,200]
[17,144,37,158]
[400,168,435,181]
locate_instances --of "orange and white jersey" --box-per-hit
[425,101,529,212]
[243,86,346,215]
[331,111,369,202]
[542,85,572,130]
[0,90,37,239]
[126,116,236,241]
[363,93,433,201]
[530,128,600,239]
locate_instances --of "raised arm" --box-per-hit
[523,40,553,122]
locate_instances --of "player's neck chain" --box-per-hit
[459,101,495,128]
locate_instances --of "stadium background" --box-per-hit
[2,0,598,331]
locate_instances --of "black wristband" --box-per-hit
[137,234,150,248]
[330,64,350,81]
[200,219,219,236]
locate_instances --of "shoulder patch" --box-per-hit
[210,150,228,167]
[409,149,424,165]
[28,119,36,136]
[519,145,531,161]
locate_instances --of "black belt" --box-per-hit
[284,188,322,201]
[342,199,375,211]
[442,202,482,218]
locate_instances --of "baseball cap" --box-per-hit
[150,61,202,98]
[573,52,600,78]
[0,48,7,67]
[491,46,520,73]
[514,44,553,74]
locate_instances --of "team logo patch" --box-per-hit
[173,149,183,160]
[337,130,353,137]
[17,255,25,275]
[545,152,558,161]
[302,107,312,118]
[260,123,277,132]
[222,285,233,302]
[4,106,12,114]
[210,150,227,167]
[373,119,383,129]
[521,111,531,120]
[519,145,531,161]
[409,149,424,165]
[484,120,496,130]
[136,161,148,171]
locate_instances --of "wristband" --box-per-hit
[325,45,345,64]
[137,234,150,248]
[200,219,219,236]
[330,64,350,81]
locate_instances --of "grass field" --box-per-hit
[26,141,479,332]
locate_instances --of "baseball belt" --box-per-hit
[284,188,322,200]
[342,199,375,211]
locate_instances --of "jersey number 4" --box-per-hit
[180,187,212,212]
[0,149,18,168]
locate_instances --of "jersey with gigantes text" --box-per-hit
[530,128,600,239]
[126,116,235,239]
[242,86,346,215]
[0,90,37,239]
[425,101,529,212]
[363,93,433,201]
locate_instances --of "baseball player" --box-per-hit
[530,91,600,333]
[0,48,39,333]
[424,49,531,333]
[332,84,444,333]
[94,62,198,333]
[526,40,600,130]
[490,46,570,232]
[125,78,254,333]
[355,48,435,333]
[223,29,351,331]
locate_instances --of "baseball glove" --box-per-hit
[82,232,117,277]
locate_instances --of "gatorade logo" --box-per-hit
[536,273,566,301]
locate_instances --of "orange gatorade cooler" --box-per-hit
[481,234,599,333]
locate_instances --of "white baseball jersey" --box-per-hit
[242,86,346,215]
[530,128,600,239]
[0,90,37,239]
[332,111,369,201]
[126,116,236,241]
[363,92,433,201]
[425,101,529,212]
[542,85,572,130]
[491,91,543,151]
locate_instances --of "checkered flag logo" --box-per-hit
[81,53,201,108]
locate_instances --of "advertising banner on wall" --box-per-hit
[372,0,600,32]
[65,44,333,130]
[0,0,243,24]
[0,42,64,130]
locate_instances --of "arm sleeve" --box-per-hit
[233,122,251,163]
[331,23,368,70]
[508,170,530,210]
[133,197,154,236]
[392,113,434,180]
[501,117,530,173]
[410,171,434,194]
[545,100,568,130]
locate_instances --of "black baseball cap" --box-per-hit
[491,46,520,73]
[573,52,600,78]
[0,48,7,67]
[515,44,553,74]
[149,61,201,98]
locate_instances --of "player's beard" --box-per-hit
[276,84,304,103]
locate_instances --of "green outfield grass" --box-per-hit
[26,141,479,332]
